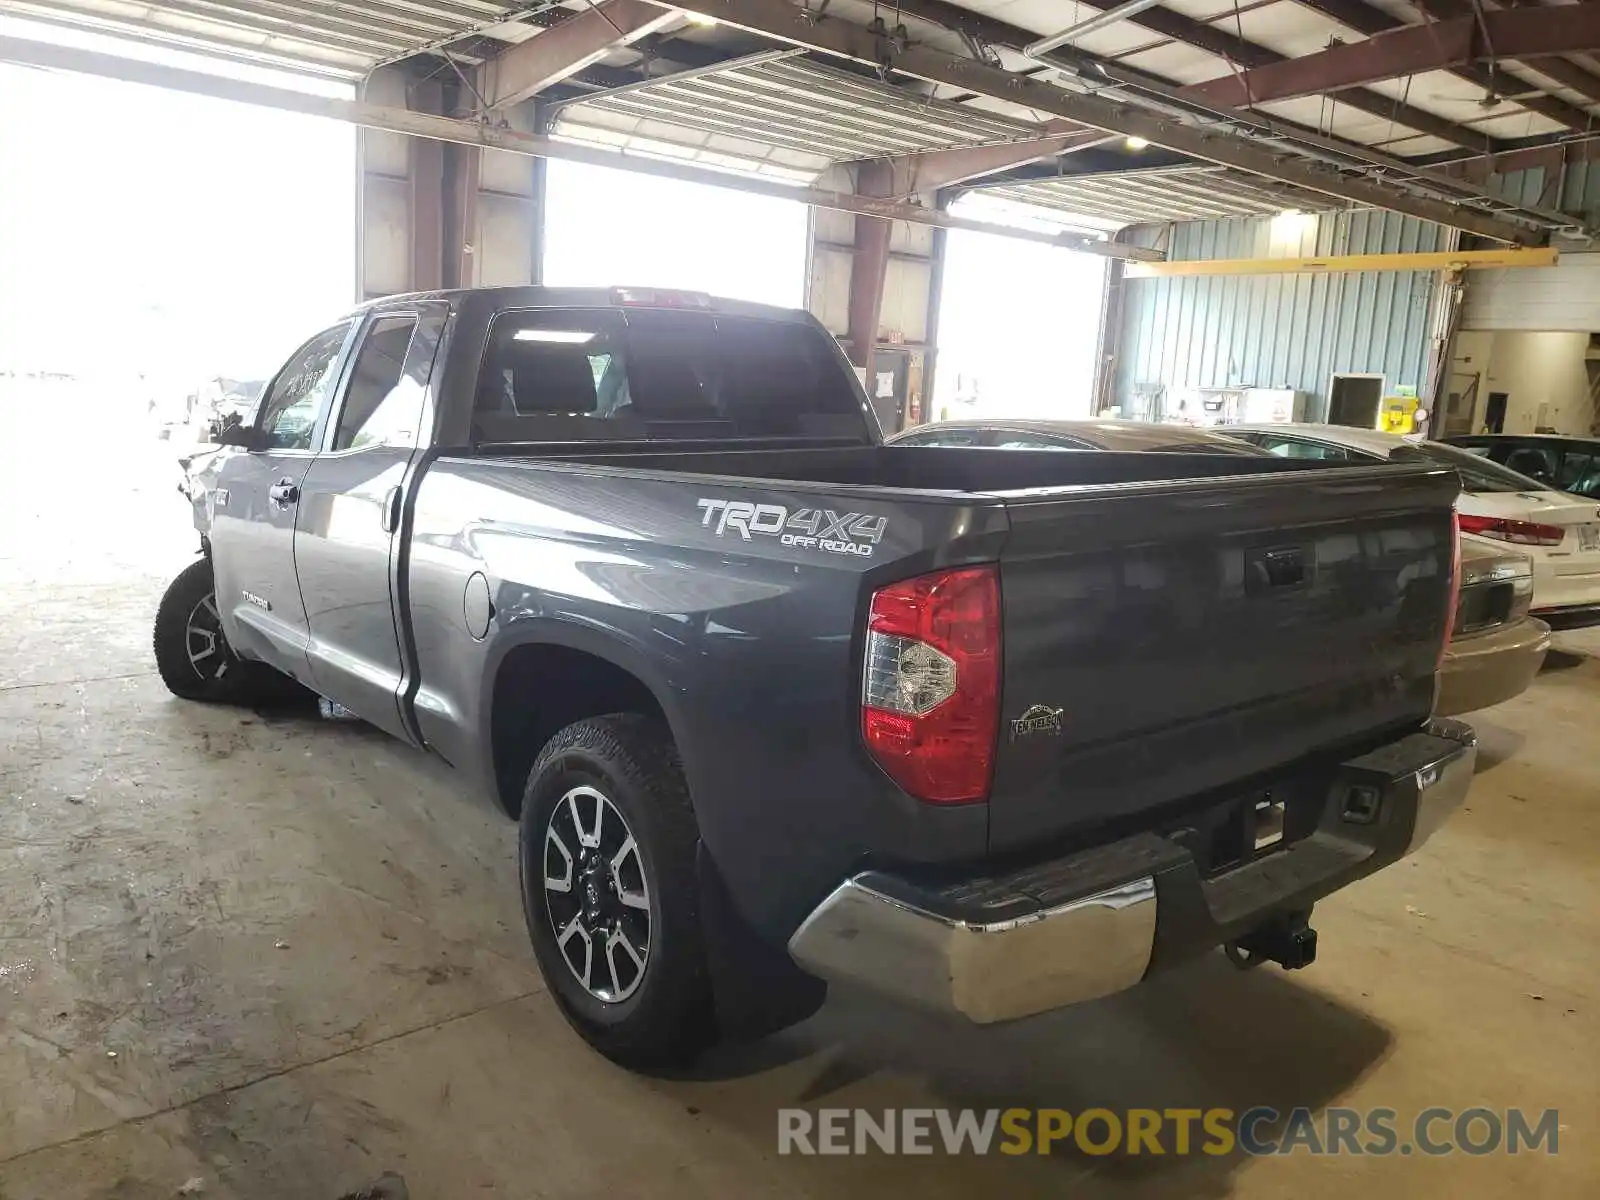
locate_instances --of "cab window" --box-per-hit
[255,322,353,450]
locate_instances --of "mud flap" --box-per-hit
[697,843,828,1041]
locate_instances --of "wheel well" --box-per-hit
[490,644,666,817]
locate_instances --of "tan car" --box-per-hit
[1439,539,1550,715]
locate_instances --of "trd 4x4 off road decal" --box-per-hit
[696,499,888,559]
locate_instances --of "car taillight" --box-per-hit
[861,566,1000,804]
[1457,513,1565,546]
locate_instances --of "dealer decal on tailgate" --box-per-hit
[696,499,888,558]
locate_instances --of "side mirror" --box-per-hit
[216,423,267,451]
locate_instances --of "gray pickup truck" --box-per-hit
[158,286,1476,1067]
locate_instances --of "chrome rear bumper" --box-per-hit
[790,719,1476,1024]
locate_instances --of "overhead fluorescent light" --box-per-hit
[1125,137,1149,150]
[513,329,595,344]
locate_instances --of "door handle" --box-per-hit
[380,485,402,533]
[1246,545,1308,592]
[268,478,300,507]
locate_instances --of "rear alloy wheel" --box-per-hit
[519,714,715,1067]
[543,785,652,1003]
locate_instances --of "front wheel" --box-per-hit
[519,714,715,1068]
[152,559,301,705]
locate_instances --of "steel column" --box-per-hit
[845,162,894,381]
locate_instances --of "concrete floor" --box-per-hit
[1,399,1596,1197]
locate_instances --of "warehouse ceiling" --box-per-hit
[985,166,1340,229]
[6,0,1600,238]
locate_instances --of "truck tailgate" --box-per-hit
[988,463,1459,851]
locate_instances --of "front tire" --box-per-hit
[519,714,715,1068]
[152,559,300,705]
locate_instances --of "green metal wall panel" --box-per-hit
[1115,210,1448,420]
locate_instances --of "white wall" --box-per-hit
[1448,330,1597,435]
[1463,252,1600,332]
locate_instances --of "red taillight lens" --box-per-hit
[1457,513,1565,546]
[861,566,1000,804]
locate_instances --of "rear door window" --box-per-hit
[472,307,870,444]
[1502,444,1559,485]
[1400,442,1550,493]
[1253,434,1355,460]
[331,315,421,450]
[1558,449,1600,496]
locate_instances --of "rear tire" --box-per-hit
[519,714,715,1068]
[153,559,302,705]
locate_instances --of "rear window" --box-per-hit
[1397,441,1550,494]
[1144,439,1262,455]
[472,307,869,444]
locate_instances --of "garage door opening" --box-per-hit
[931,197,1108,423]
[541,159,808,307]
[0,23,355,586]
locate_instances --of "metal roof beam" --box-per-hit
[1424,0,1600,106]
[970,147,1191,185]
[859,123,1104,194]
[480,0,679,110]
[1187,3,1600,107]
[891,0,1499,153]
[1290,0,1600,130]
[637,0,1542,243]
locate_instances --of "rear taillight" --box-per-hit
[1457,513,1565,546]
[861,566,1000,804]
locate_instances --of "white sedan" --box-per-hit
[1227,423,1600,628]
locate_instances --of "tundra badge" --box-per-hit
[1010,705,1064,740]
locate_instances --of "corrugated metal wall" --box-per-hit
[1115,209,1449,420]
[1481,162,1600,223]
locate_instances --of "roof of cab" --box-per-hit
[345,285,813,324]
